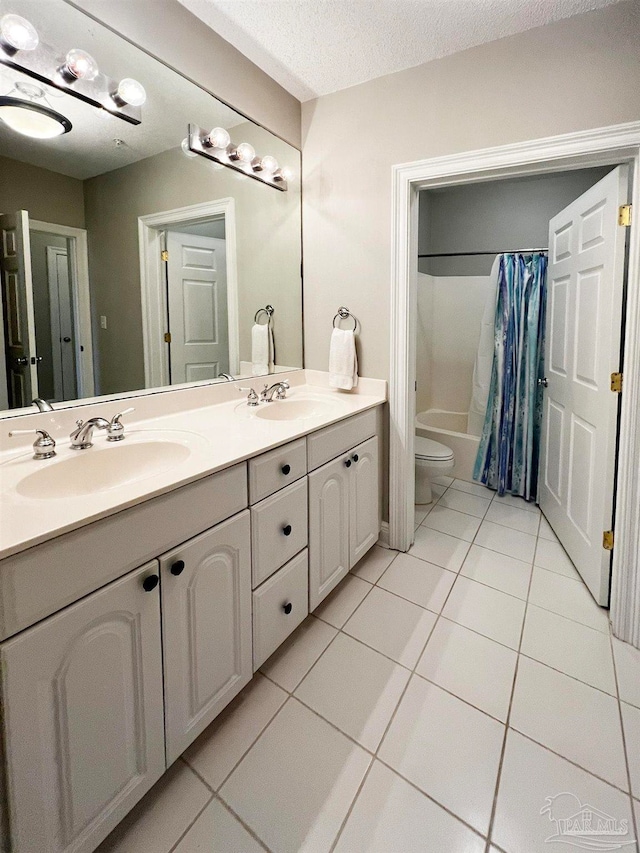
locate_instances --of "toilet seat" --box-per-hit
[415,436,454,462]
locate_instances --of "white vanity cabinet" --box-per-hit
[159,511,252,765]
[308,415,380,610]
[0,562,166,853]
[0,402,383,853]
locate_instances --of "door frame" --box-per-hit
[389,121,640,646]
[29,220,94,399]
[138,199,239,388]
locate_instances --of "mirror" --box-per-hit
[0,0,302,415]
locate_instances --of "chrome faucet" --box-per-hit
[70,417,110,450]
[260,381,289,402]
[32,398,54,412]
[218,373,235,382]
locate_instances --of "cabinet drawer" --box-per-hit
[0,463,247,641]
[253,550,308,670]
[249,437,307,503]
[251,478,308,588]
[307,409,377,471]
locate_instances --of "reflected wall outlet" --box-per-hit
[100,316,107,329]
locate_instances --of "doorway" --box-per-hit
[388,122,640,646]
[414,166,626,606]
[138,199,238,389]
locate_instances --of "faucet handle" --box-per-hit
[107,407,135,442]
[238,387,259,407]
[8,428,56,460]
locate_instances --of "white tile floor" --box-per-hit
[97,479,640,853]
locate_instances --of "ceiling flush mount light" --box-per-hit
[59,48,98,82]
[0,13,38,54]
[186,123,289,192]
[0,82,71,138]
[0,16,145,126]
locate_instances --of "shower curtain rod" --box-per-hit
[418,249,549,258]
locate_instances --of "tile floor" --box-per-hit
[97,477,640,853]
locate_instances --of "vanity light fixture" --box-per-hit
[186,123,290,192]
[112,77,146,107]
[0,82,71,138]
[0,11,145,125]
[59,48,99,82]
[0,14,38,54]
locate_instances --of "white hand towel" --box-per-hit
[329,327,358,390]
[252,323,270,376]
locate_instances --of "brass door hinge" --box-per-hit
[610,372,623,393]
[603,530,614,551]
[618,204,632,227]
[164,332,171,344]
[161,250,169,262]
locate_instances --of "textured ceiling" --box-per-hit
[177,0,623,101]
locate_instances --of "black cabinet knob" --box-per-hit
[170,560,185,576]
[282,602,293,615]
[344,458,352,468]
[142,574,159,592]
[281,464,291,475]
[352,454,359,462]
[282,524,292,536]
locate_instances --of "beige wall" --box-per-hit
[302,1,640,380]
[69,0,301,148]
[0,156,85,228]
[84,126,302,395]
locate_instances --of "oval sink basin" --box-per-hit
[253,399,338,421]
[16,437,195,500]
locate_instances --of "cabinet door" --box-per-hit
[309,454,351,610]
[349,436,380,567]
[0,562,165,853]
[160,511,252,764]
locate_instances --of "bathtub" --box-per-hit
[415,409,481,483]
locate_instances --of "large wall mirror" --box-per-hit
[0,0,302,416]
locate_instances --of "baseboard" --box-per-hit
[377,522,391,549]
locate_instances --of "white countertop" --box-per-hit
[0,371,386,561]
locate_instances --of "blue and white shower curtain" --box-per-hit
[473,253,547,501]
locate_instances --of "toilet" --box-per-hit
[415,435,455,504]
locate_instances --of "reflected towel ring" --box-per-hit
[333,306,357,331]
[254,305,274,324]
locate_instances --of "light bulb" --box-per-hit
[116,78,146,106]
[235,142,255,163]
[0,14,38,52]
[260,155,279,173]
[205,126,230,149]
[63,49,99,81]
[281,167,294,181]
[181,138,198,158]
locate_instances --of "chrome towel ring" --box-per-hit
[333,306,358,331]
[254,305,274,324]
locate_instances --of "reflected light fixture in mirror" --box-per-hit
[188,123,291,191]
[0,82,71,138]
[0,11,145,125]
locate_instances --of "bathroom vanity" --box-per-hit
[0,373,385,853]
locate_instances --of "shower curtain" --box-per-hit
[473,252,547,501]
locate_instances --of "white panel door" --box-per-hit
[349,436,380,567]
[0,562,165,853]
[309,454,351,610]
[539,166,628,605]
[46,245,78,401]
[166,231,228,383]
[0,210,38,406]
[160,511,252,764]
